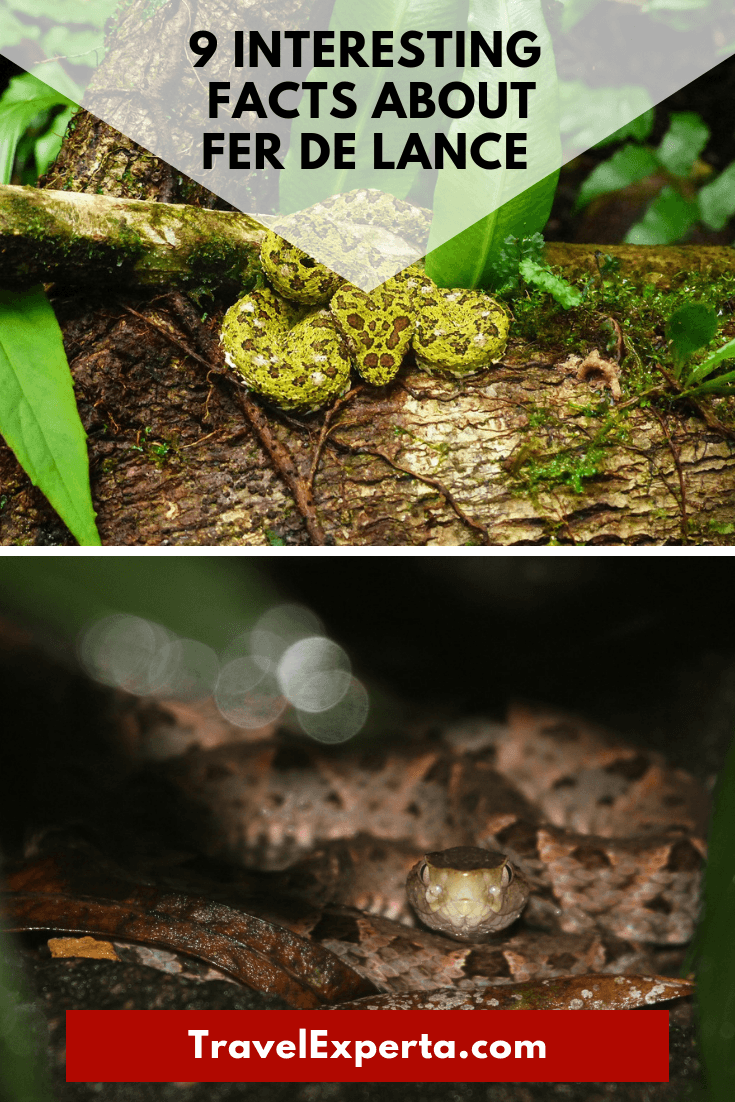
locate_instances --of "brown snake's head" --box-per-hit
[406,846,529,942]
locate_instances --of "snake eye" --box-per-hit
[500,863,513,888]
[419,862,431,886]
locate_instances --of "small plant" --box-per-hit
[666,302,735,399]
[488,233,584,308]
[0,70,80,186]
[575,109,735,246]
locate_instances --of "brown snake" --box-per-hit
[156,702,708,1002]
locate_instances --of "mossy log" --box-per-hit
[0,183,264,293]
[4,183,735,294]
[1,111,734,546]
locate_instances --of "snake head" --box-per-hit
[406,846,529,942]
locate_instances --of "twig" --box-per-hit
[120,304,212,370]
[547,488,578,545]
[616,386,665,411]
[232,392,327,545]
[308,385,365,490]
[656,362,735,444]
[650,407,689,543]
[132,296,327,545]
[327,436,490,544]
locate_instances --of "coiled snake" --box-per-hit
[163,702,707,1004]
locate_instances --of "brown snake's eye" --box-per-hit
[419,862,430,885]
[500,863,513,888]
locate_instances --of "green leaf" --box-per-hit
[559,81,654,152]
[656,111,709,178]
[697,161,735,232]
[666,302,718,375]
[644,0,709,11]
[696,729,735,1102]
[681,369,735,398]
[33,104,77,178]
[40,25,105,69]
[0,72,77,185]
[592,108,655,149]
[519,259,584,308]
[559,0,602,31]
[685,336,735,385]
[280,0,464,212]
[426,0,560,289]
[575,143,660,211]
[0,286,100,546]
[0,924,54,1102]
[624,185,698,245]
[8,0,113,20]
[489,232,545,295]
[0,8,41,48]
[426,171,559,290]
[24,60,83,103]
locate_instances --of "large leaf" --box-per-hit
[425,171,559,291]
[0,286,100,546]
[685,336,735,385]
[280,0,466,212]
[656,110,709,177]
[8,0,113,20]
[425,0,560,288]
[696,729,735,1102]
[592,107,655,149]
[0,71,77,184]
[624,185,698,245]
[575,143,660,211]
[698,161,735,231]
[558,81,654,153]
[666,302,717,375]
[0,8,40,49]
[32,104,77,178]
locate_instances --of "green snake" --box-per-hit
[220,227,510,413]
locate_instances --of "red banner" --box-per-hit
[66,1009,669,1082]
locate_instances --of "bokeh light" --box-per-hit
[146,639,219,701]
[250,604,323,663]
[296,678,369,743]
[214,656,286,729]
[77,601,368,740]
[277,636,351,713]
[77,614,175,695]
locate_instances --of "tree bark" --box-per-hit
[1,110,734,545]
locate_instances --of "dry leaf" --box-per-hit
[48,935,120,961]
[328,973,694,1010]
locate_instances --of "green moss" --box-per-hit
[504,264,735,510]
[6,192,149,284]
[707,520,735,535]
[185,234,261,296]
[525,406,555,429]
[130,427,178,468]
[511,267,735,397]
[513,443,606,495]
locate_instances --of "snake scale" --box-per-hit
[161,702,708,1002]
[220,190,510,411]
